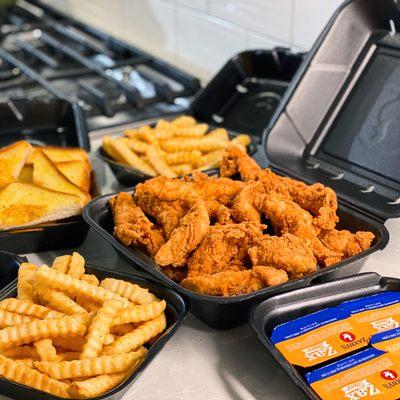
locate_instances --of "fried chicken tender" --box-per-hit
[110,192,165,256]
[135,193,188,239]
[187,222,265,277]
[318,229,375,259]
[135,172,243,206]
[155,200,210,267]
[258,169,339,230]
[221,148,338,230]
[181,266,288,296]
[248,233,317,279]
[221,146,261,181]
[255,191,342,267]
[231,181,265,223]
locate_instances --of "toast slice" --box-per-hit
[56,161,91,192]
[32,149,90,205]
[26,146,90,166]
[0,141,33,187]
[0,182,82,230]
[18,165,33,183]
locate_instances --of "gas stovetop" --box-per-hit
[0,0,200,131]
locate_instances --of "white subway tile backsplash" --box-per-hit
[176,9,247,82]
[118,0,177,64]
[42,0,340,82]
[210,0,293,43]
[293,0,342,49]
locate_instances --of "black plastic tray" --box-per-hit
[0,250,26,295]
[0,98,89,151]
[190,48,304,141]
[0,97,97,253]
[0,264,187,400]
[249,272,399,400]
[83,189,388,330]
[96,117,258,187]
[0,171,99,254]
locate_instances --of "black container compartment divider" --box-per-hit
[95,116,259,187]
[83,189,388,330]
[249,273,400,400]
[0,264,187,400]
[190,48,305,141]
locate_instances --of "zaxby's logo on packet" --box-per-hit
[341,292,400,337]
[341,379,380,400]
[306,348,400,400]
[271,307,369,368]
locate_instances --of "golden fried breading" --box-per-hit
[181,266,288,296]
[155,200,210,267]
[220,146,261,181]
[110,192,165,256]
[318,229,375,260]
[187,222,264,277]
[221,148,339,230]
[255,192,342,267]
[248,234,317,279]
[258,168,339,230]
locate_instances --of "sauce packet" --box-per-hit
[371,327,400,353]
[306,348,400,400]
[341,292,400,336]
[271,307,369,368]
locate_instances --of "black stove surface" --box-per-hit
[0,0,200,131]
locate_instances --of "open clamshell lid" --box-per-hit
[264,0,400,222]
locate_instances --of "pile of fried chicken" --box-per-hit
[110,147,375,296]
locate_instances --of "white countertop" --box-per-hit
[12,133,400,400]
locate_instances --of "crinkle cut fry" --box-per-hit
[52,255,71,274]
[67,369,135,398]
[80,299,125,359]
[35,285,87,315]
[112,300,166,325]
[0,315,86,348]
[35,266,130,305]
[0,355,70,398]
[35,347,147,379]
[0,298,63,319]
[34,338,58,361]
[68,252,85,278]
[17,263,37,301]
[103,313,166,355]
[0,309,37,328]
[100,278,156,304]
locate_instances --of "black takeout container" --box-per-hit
[249,0,400,397]
[0,250,26,295]
[190,48,305,141]
[0,98,98,254]
[0,264,187,400]
[83,190,388,330]
[95,117,258,187]
[0,98,90,151]
[249,273,400,400]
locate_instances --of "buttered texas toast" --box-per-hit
[32,150,90,205]
[0,182,82,229]
[0,141,33,188]
[56,160,91,192]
